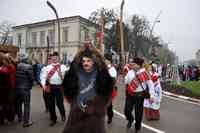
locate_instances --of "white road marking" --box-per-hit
[163,94,200,106]
[114,110,166,133]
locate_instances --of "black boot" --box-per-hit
[126,121,133,129]
[23,121,33,128]
[107,118,112,124]
[49,120,56,127]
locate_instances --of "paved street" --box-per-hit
[114,82,200,133]
[0,83,200,133]
[1,0,200,133]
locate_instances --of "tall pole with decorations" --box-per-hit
[120,0,125,64]
[100,12,105,55]
[96,13,105,55]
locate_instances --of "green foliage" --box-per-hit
[163,81,200,98]
[157,47,175,64]
[180,81,200,96]
[110,20,129,54]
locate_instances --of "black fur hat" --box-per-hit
[81,47,94,59]
[104,53,112,62]
[52,51,59,56]
[133,57,144,67]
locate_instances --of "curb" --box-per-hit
[162,91,200,103]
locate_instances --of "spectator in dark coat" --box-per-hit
[16,54,34,127]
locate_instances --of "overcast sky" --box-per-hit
[1,0,199,61]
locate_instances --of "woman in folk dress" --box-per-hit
[144,64,162,120]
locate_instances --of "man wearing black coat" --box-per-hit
[16,54,34,127]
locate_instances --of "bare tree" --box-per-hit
[0,20,14,45]
[131,15,150,37]
[128,15,150,57]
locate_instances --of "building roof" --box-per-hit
[13,15,98,29]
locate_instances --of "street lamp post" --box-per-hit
[149,20,160,40]
[149,11,162,56]
[46,1,61,61]
[149,11,162,40]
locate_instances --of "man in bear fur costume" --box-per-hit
[62,44,114,133]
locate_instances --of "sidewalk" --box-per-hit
[162,90,200,104]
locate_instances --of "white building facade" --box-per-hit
[13,16,98,64]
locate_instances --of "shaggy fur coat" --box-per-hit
[62,47,114,133]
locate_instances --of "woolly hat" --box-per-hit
[18,53,30,64]
[19,53,28,61]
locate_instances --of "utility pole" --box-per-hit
[120,0,125,64]
[47,1,61,62]
[149,11,162,40]
[149,11,162,57]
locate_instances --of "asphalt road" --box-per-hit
[0,83,200,133]
[114,82,200,133]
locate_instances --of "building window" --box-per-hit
[80,26,89,41]
[62,27,69,43]
[17,33,22,47]
[48,30,55,46]
[84,29,89,40]
[81,30,85,41]
[31,32,37,46]
[40,31,45,45]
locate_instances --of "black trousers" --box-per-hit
[107,102,113,120]
[124,94,144,130]
[49,85,65,122]
[16,91,31,123]
[43,90,50,111]
[0,99,15,123]
[0,88,15,124]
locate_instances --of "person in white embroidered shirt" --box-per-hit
[124,57,154,133]
[40,54,53,113]
[40,52,68,126]
[104,53,117,124]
